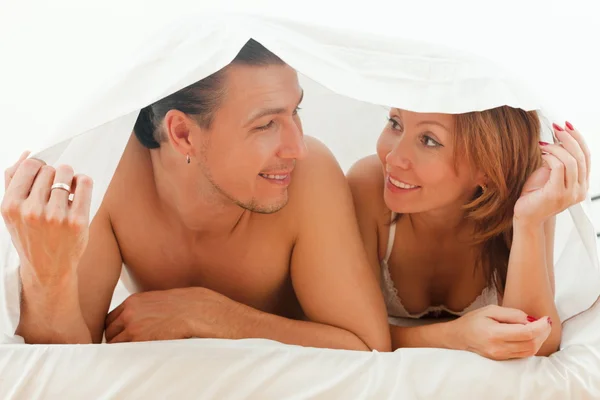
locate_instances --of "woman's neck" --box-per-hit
[405,205,473,244]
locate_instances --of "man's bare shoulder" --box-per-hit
[346,154,387,219]
[296,136,343,172]
[286,136,348,206]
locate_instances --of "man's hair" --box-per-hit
[134,39,285,148]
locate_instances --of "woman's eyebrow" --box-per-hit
[417,120,450,131]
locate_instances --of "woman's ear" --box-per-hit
[163,109,197,158]
[475,171,489,189]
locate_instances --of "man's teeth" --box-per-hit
[389,177,419,189]
[260,174,287,180]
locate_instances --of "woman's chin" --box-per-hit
[384,188,423,214]
[384,197,421,215]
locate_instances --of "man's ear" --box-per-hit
[163,109,198,158]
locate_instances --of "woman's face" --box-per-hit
[376,109,483,215]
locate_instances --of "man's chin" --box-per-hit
[246,196,289,215]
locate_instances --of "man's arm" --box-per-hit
[346,155,386,285]
[182,139,390,350]
[17,202,122,344]
[282,137,390,351]
[105,138,390,351]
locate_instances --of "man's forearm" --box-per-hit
[17,270,92,344]
[205,301,372,351]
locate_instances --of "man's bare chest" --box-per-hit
[111,208,297,314]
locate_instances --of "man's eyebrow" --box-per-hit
[245,90,304,126]
[417,120,450,131]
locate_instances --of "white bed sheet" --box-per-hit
[0,298,599,399]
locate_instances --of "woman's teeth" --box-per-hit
[260,174,287,180]
[389,177,419,189]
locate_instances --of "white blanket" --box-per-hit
[0,299,599,399]
[1,4,600,399]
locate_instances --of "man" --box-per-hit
[2,40,391,350]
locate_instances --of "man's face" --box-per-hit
[193,64,306,214]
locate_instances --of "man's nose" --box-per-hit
[278,120,307,160]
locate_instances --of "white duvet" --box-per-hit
[1,2,600,399]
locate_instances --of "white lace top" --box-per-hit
[380,214,498,319]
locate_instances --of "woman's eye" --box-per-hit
[293,107,302,116]
[422,135,441,147]
[387,117,402,131]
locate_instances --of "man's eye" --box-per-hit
[257,121,275,130]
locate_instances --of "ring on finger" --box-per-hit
[51,182,71,193]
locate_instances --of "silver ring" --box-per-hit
[51,183,71,193]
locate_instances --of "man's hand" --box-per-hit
[104,287,243,343]
[2,152,97,344]
[2,153,93,285]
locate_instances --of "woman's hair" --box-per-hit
[133,39,285,148]
[454,106,543,292]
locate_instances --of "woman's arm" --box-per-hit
[505,121,592,356]
[390,305,552,360]
[502,217,561,356]
[347,156,552,360]
[390,321,454,350]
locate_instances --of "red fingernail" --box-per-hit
[547,317,553,326]
[527,316,538,322]
[565,121,574,130]
[539,141,549,146]
[552,123,564,131]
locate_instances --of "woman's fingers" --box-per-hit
[486,317,552,360]
[540,142,577,190]
[553,124,587,188]
[541,153,568,200]
[565,121,592,183]
[492,316,551,342]
[483,305,529,325]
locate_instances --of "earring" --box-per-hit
[186,154,190,164]
[480,183,487,193]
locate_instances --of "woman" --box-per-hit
[347,106,591,360]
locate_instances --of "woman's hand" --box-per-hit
[514,122,591,226]
[447,305,552,360]
[1,152,93,285]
